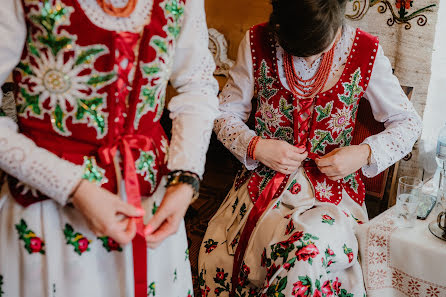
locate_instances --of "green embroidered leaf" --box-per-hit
[279,97,293,121]
[310,130,334,154]
[315,101,333,122]
[17,62,34,75]
[152,202,159,215]
[75,48,105,66]
[38,35,72,56]
[152,38,168,54]
[335,127,353,147]
[18,88,41,115]
[339,68,363,106]
[76,97,106,135]
[255,117,271,136]
[165,0,184,22]
[343,173,359,193]
[274,127,294,144]
[81,156,107,185]
[258,60,278,100]
[277,276,288,291]
[0,109,5,117]
[148,282,156,296]
[87,73,115,86]
[52,103,66,133]
[168,25,181,38]
[142,65,161,76]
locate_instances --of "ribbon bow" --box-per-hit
[99,134,155,236]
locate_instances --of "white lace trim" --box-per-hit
[76,0,154,33]
[0,117,83,205]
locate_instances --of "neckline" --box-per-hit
[272,28,360,99]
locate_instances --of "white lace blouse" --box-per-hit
[214,25,422,178]
[0,0,219,204]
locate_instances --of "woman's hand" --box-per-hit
[254,138,308,174]
[315,144,371,181]
[71,180,145,245]
[144,183,193,249]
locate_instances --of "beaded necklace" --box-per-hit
[96,0,138,17]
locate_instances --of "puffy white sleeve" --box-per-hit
[213,31,259,170]
[167,0,220,178]
[0,0,83,205]
[361,45,422,177]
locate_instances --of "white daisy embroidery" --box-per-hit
[315,180,333,200]
[327,106,351,134]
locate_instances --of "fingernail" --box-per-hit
[144,225,153,236]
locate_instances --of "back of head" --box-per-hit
[269,0,347,57]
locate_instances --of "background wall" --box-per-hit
[205,0,271,60]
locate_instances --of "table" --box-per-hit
[357,205,446,297]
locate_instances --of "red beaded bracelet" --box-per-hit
[247,136,260,160]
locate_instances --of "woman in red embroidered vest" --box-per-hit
[198,0,421,296]
[0,0,219,296]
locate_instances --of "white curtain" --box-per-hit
[420,0,446,176]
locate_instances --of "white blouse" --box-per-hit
[214,25,422,178]
[0,0,219,204]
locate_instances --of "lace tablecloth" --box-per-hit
[357,206,446,297]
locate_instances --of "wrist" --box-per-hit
[359,144,372,166]
[68,179,85,205]
[166,170,200,203]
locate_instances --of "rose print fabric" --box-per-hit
[0,179,193,297]
[198,167,368,296]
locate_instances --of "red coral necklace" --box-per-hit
[96,0,138,17]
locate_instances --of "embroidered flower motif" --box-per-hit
[30,51,89,110]
[328,106,351,134]
[292,276,312,297]
[135,149,157,188]
[285,220,296,235]
[82,156,108,186]
[98,236,122,252]
[15,219,45,254]
[148,281,156,296]
[395,0,412,10]
[288,180,302,195]
[295,243,320,262]
[259,103,282,128]
[315,180,333,200]
[321,280,334,296]
[343,244,354,263]
[63,224,91,255]
[203,239,219,254]
[321,214,335,225]
[16,181,39,197]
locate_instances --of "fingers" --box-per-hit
[116,201,145,218]
[146,216,181,249]
[111,218,137,245]
[144,206,169,237]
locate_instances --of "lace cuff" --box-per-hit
[0,117,84,205]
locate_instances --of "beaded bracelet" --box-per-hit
[166,170,200,202]
[247,136,261,160]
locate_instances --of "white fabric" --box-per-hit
[356,206,446,297]
[0,0,219,198]
[0,176,194,297]
[0,117,84,205]
[199,166,368,296]
[214,25,422,177]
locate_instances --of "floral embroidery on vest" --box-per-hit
[82,156,108,186]
[315,101,333,122]
[63,224,91,255]
[310,130,335,154]
[135,149,158,188]
[16,0,115,138]
[134,0,185,128]
[15,219,45,254]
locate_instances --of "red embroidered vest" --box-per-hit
[10,0,187,206]
[247,23,379,206]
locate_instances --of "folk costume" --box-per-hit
[198,24,422,296]
[0,0,219,296]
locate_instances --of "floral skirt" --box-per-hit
[198,167,368,297]
[0,177,193,297]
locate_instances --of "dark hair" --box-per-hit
[269,0,347,57]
